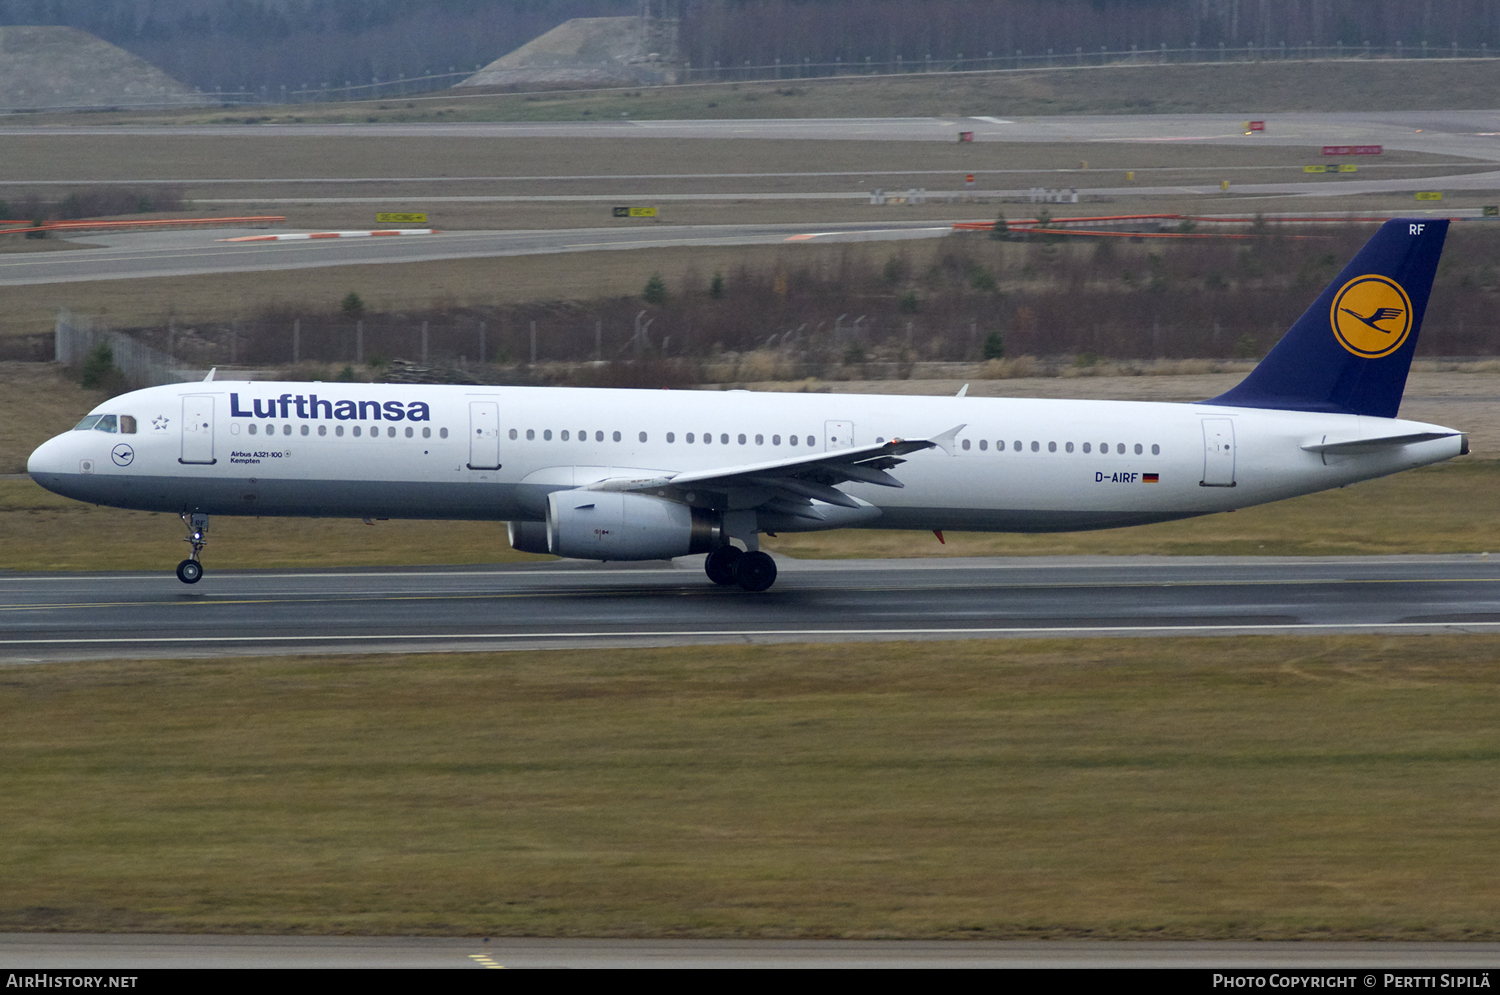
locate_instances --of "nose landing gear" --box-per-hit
[176,512,208,584]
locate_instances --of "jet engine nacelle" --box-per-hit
[507,520,551,555]
[546,490,722,560]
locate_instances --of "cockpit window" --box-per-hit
[73,414,127,432]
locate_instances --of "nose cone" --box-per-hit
[28,432,79,497]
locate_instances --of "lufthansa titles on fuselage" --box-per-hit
[229,392,431,422]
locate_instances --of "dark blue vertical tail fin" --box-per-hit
[1205,218,1447,418]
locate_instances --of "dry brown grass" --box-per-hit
[3,459,1497,572]
[0,239,844,338]
[0,133,1467,185]
[26,57,1500,126]
[767,462,1500,559]
[3,636,1498,937]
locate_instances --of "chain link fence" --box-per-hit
[54,309,195,389]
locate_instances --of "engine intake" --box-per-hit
[546,490,722,560]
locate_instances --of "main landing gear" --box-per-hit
[704,545,778,592]
[176,512,208,584]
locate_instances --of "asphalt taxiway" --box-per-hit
[4,554,1500,663]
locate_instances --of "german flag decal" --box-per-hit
[1143,473,1160,483]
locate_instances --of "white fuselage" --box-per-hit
[27,381,1466,534]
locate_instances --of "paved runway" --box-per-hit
[2,933,1498,969]
[6,110,1500,285]
[4,554,1499,663]
[3,110,1500,155]
[0,221,955,286]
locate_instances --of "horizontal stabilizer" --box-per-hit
[1301,431,1460,455]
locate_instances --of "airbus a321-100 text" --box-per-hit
[28,219,1467,591]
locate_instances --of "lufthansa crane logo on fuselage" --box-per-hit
[1330,274,1413,358]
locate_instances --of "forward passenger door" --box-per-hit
[180,395,216,465]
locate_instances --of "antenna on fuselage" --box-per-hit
[203,367,216,382]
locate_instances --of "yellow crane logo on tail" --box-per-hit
[1330,274,1413,358]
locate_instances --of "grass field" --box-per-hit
[27,59,1500,127]
[3,636,1498,937]
[1,239,877,339]
[4,459,1498,572]
[1,134,1468,185]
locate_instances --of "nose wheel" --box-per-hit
[177,511,208,584]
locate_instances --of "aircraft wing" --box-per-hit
[582,428,961,518]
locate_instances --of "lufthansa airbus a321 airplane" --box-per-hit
[28,219,1467,591]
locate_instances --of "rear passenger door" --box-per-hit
[467,400,501,470]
